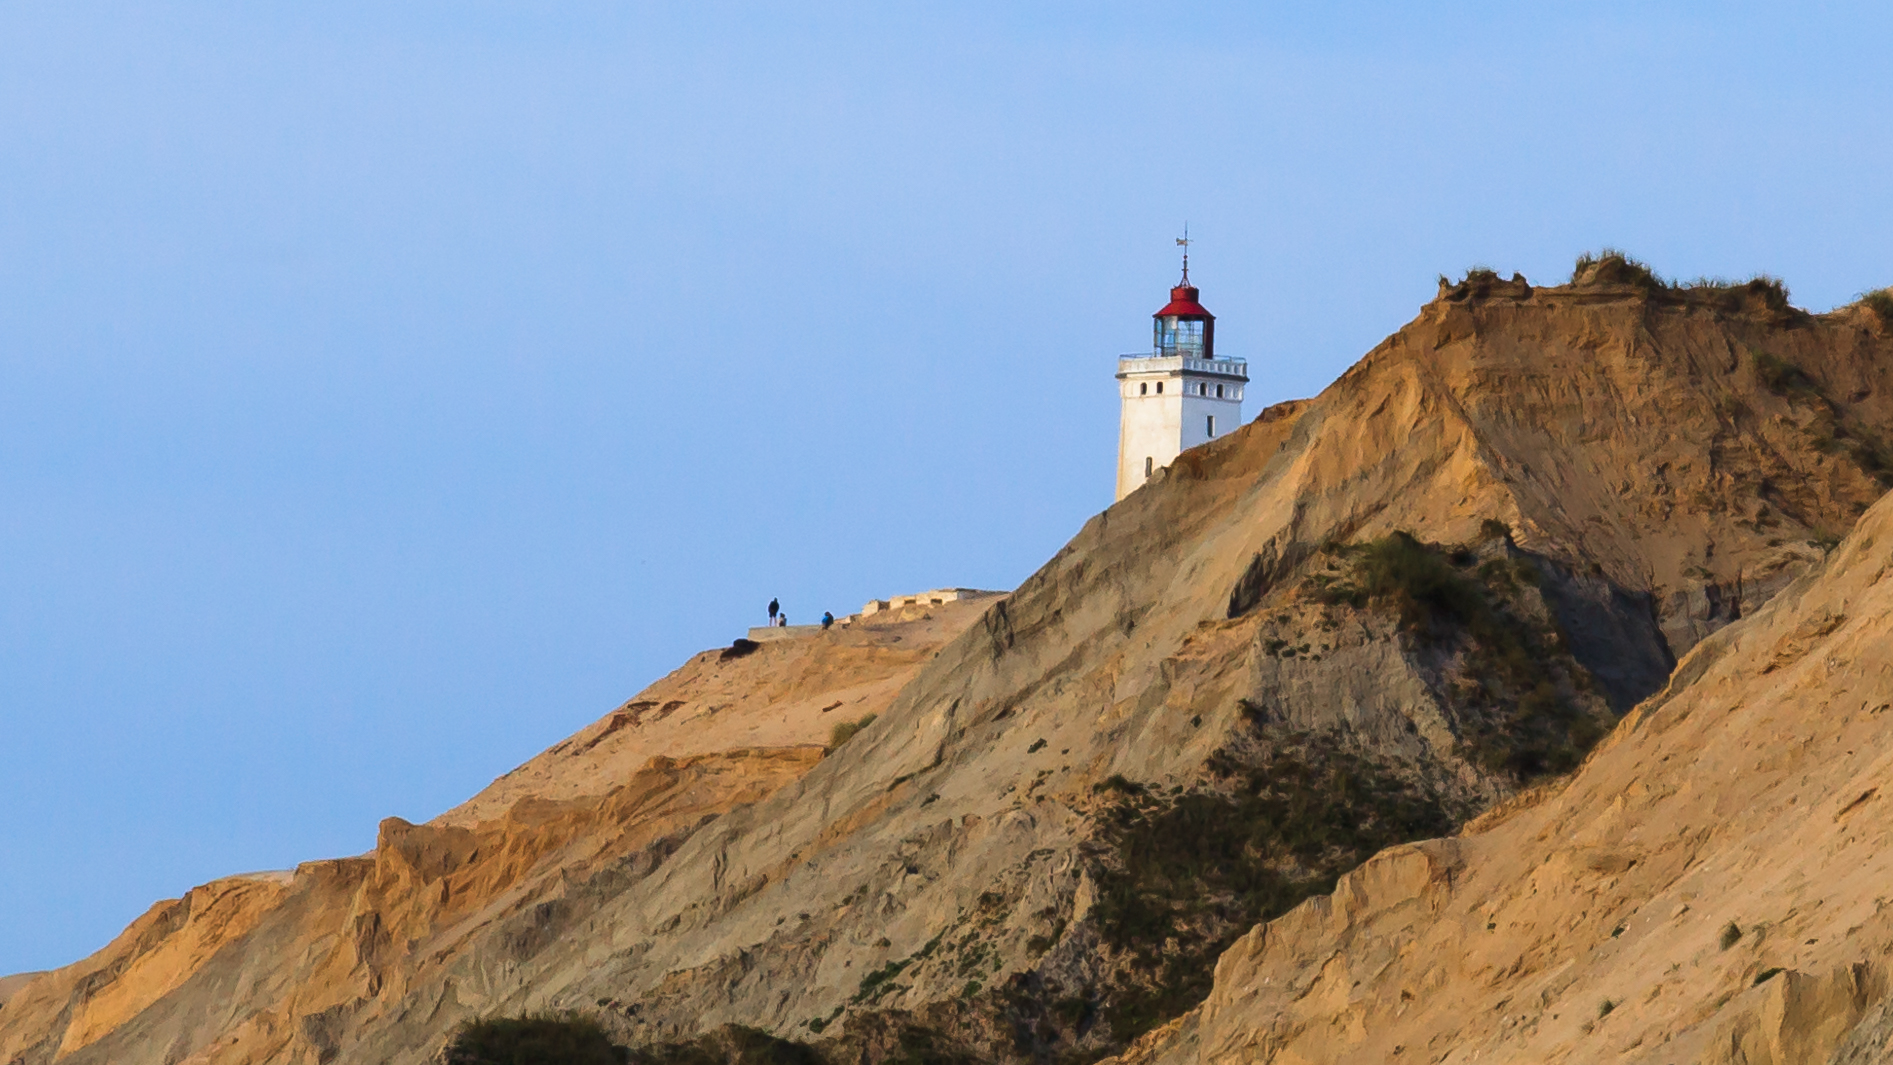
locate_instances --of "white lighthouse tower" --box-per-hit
[1115,238,1248,500]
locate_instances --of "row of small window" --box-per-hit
[1137,381,1234,398]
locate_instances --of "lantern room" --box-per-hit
[1152,281,1215,358]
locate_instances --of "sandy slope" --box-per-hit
[388,279,1893,1060]
[1118,467,1893,1065]
[439,604,998,825]
[0,602,996,1065]
[0,974,42,1010]
[5,272,1893,1064]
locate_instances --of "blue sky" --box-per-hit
[0,1,1888,974]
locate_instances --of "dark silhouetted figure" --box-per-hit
[822,611,835,629]
[768,597,779,623]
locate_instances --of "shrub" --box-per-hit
[1676,275,1793,315]
[853,957,911,1003]
[1598,999,1615,1018]
[1570,254,1802,316]
[445,1013,628,1065]
[625,1025,825,1065]
[1090,733,1452,1038]
[1737,275,1791,314]
[1321,531,1487,640]
[720,638,762,661]
[1720,921,1743,950]
[1315,532,1605,780]
[1859,288,1893,325]
[1478,518,1512,543]
[1571,249,1663,289]
[828,714,877,749]
[1753,350,1819,398]
[1740,351,1893,486]
[816,1018,980,1065]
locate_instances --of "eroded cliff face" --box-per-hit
[4,271,1892,1065]
[0,749,829,1065]
[0,605,992,1065]
[1115,466,1893,1065]
[555,279,1893,1065]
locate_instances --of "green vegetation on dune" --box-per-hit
[1750,348,1893,487]
[446,1014,629,1065]
[1857,288,1893,326]
[1313,531,1497,637]
[1089,733,1453,1040]
[1571,248,1666,290]
[829,713,878,749]
[1567,250,1793,315]
[624,1026,827,1065]
[1312,531,1609,779]
[1754,349,1820,399]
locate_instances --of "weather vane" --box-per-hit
[1176,224,1191,284]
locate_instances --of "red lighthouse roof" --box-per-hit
[1154,284,1214,320]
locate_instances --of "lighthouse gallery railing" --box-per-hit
[1116,355,1248,379]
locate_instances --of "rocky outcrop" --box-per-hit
[6,265,1893,1064]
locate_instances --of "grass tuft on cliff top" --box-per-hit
[1566,250,1794,316]
[1858,288,1893,326]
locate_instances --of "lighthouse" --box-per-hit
[1115,240,1249,500]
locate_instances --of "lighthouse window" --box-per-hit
[1145,456,1153,477]
[1157,317,1207,357]
[1216,384,1224,398]
[1155,382,1163,394]
[1139,382,1147,395]
[1207,415,1216,436]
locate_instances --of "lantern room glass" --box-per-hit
[1154,316,1206,357]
